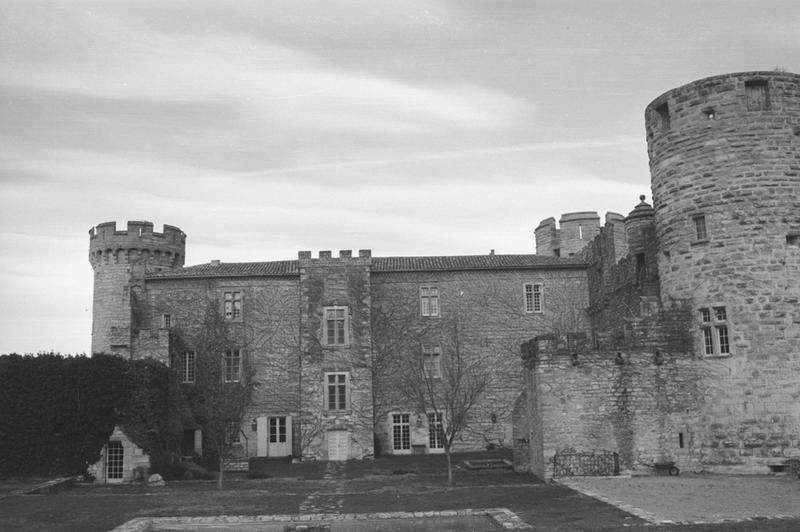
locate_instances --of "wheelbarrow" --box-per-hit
[642,461,680,476]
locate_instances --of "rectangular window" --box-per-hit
[224,291,242,320]
[178,350,195,383]
[745,79,769,111]
[524,283,542,313]
[392,413,411,451]
[269,417,287,443]
[693,216,708,241]
[420,286,439,317]
[655,102,670,132]
[427,412,444,450]
[225,420,240,445]
[422,344,441,379]
[107,441,124,480]
[699,306,731,356]
[325,372,349,411]
[223,349,241,383]
[324,307,349,346]
[162,313,171,329]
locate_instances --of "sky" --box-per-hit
[1,0,799,355]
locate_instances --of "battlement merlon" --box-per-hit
[89,221,186,243]
[89,221,186,269]
[298,249,372,261]
[536,211,627,257]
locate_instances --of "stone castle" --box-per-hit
[89,71,799,481]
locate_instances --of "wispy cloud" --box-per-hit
[224,136,642,177]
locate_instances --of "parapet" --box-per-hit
[535,210,631,260]
[535,211,601,257]
[89,221,186,269]
[298,249,372,261]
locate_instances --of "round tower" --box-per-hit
[88,221,186,356]
[645,71,800,354]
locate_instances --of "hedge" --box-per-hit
[0,353,190,477]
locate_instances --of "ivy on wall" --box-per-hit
[0,353,190,477]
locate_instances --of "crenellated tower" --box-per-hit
[88,221,185,357]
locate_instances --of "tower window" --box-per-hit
[693,215,708,241]
[325,372,349,411]
[655,102,670,132]
[745,79,770,111]
[699,306,731,356]
[635,253,647,283]
[324,306,349,346]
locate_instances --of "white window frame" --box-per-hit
[392,413,411,454]
[269,416,288,444]
[524,283,543,313]
[420,285,440,317]
[323,306,350,346]
[162,313,172,329]
[224,291,243,321]
[223,349,241,383]
[699,306,731,356]
[422,344,441,379]
[427,412,445,452]
[178,350,196,383]
[325,371,350,412]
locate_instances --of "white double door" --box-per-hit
[327,429,350,461]
[256,416,292,457]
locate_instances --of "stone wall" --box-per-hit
[520,349,707,479]
[298,250,374,460]
[645,71,800,472]
[519,344,800,478]
[140,275,301,459]
[371,267,590,455]
[535,211,626,260]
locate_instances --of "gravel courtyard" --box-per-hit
[559,473,800,525]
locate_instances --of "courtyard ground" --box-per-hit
[1,450,798,531]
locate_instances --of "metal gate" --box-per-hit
[553,450,619,477]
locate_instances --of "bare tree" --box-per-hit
[396,316,491,484]
[173,301,257,488]
[372,281,515,484]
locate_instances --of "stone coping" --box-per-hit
[109,508,532,531]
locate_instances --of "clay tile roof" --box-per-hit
[146,254,584,280]
[146,260,299,279]
[371,254,585,272]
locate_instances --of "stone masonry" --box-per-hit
[518,71,800,478]
[88,70,798,475]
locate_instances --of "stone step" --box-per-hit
[223,459,249,472]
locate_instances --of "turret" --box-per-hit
[624,195,655,256]
[88,221,186,356]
